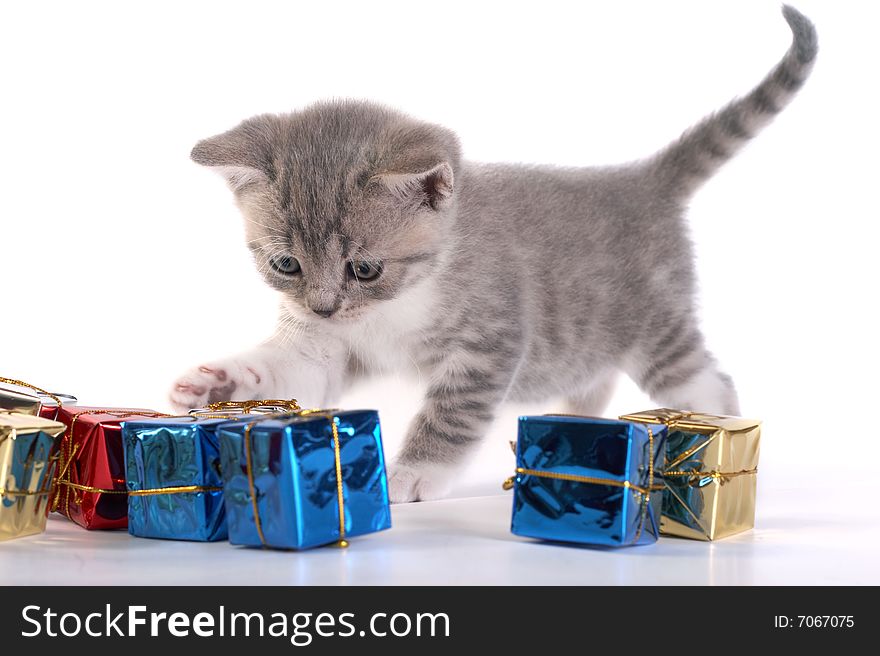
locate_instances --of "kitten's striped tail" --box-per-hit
[649,5,817,199]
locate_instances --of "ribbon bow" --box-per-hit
[205,399,301,414]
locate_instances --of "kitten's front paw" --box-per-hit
[387,461,455,503]
[169,360,265,412]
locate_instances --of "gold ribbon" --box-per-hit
[56,481,222,495]
[242,421,264,544]
[0,489,52,497]
[1,477,57,512]
[0,376,64,419]
[242,408,349,549]
[181,413,249,421]
[664,467,758,487]
[504,467,664,497]
[504,425,659,544]
[0,451,60,499]
[205,399,301,413]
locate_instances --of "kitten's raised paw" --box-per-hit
[387,461,454,503]
[169,361,262,412]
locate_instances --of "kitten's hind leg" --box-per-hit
[628,329,740,415]
[562,371,619,416]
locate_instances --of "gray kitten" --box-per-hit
[171,6,816,501]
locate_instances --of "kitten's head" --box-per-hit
[191,100,461,324]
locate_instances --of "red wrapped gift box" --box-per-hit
[50,406,166,529]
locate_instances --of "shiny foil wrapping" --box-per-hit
[619,408,761,541]
[510,415,667,547]
[0,381,76,420]
[50,406,163,530]
[218,410,392,549]
[121,415,233,541]
[0,412,66,540]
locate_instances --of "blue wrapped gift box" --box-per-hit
[122,415,233,542]
[508,415,667,547]
[217,409,391,549]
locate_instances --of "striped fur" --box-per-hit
[649,6,817,199]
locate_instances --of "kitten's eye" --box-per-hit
[269,255,301,275]
[348,260,383,281]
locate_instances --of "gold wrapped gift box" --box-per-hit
[0,412,66,540]
[619,409,761,541]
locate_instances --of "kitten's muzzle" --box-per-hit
[311,306,337,318]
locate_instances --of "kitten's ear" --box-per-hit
[190,119,273,191]
[377,162,454,211]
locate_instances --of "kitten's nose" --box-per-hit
[311,307,337,318]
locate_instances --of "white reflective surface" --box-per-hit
[1,468,874,585]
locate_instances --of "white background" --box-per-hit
[2,0,877,498]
